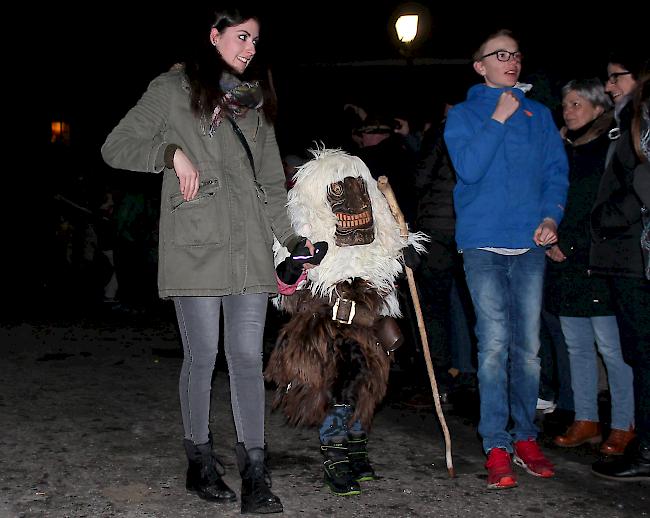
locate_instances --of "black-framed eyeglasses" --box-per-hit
[480,49,523,62]
[607,71,632,85]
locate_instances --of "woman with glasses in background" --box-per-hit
[590,50,649,481]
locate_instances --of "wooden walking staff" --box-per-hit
[377,175,456,478]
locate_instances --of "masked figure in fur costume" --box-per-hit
[265,148,426,495]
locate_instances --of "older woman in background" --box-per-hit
[548,78,635,456]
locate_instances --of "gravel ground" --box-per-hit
[1,309,648,518]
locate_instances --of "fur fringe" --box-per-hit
[280,148,427,317]
[264,280,391,429]
[267,148,428,429]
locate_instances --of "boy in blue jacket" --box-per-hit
[444,29,568,489]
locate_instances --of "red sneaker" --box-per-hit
[485,448,518,489]
[513,439,555,478]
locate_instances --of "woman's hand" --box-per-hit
[173,149,200,201]
[545,244,567,262]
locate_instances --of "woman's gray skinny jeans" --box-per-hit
[174,294,268,449]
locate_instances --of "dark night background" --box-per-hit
[13,2,648,312]
[43,2,649,152]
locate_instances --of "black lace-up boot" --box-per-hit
[183,439,236,502]
[347,433,377,482]
[320,438,361,496]
[235,442,283,514]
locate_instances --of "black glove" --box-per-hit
[276,239,328,284]
[402,244,421,270]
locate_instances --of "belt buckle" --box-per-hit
[332,297,356,324]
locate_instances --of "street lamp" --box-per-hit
[395,14,418,44]
[390,3,429,63]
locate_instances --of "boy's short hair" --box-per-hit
[472,29,518,62]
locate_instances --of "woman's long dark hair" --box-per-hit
[183,4,276,122]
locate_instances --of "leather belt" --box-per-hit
[332,297,356,325]
[296,291,374,327]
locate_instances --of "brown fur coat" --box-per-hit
[264,278,391,429]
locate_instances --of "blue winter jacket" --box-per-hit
[444,84,568,249]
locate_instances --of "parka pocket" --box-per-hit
[169,178,221,246]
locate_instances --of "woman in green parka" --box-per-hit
[102,4,311,514]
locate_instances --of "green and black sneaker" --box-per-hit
[347,433,377,482]
[320,440,361,496]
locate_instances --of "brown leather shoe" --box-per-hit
[600,428,636,456]
[554,420,602,447]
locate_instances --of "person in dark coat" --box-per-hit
[412,104,477,396]
[355,113,418,225]
[547,79,635,456]
[590,53,650,482]
[631,76,650,279]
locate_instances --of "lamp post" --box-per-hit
[395,14,418,65]
[391,3,429,65]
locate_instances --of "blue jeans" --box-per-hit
[540,309,573,411]
[450,277,476,373]
[463,248,546,453]
[559,316,634,430]
[319,404,364,443]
